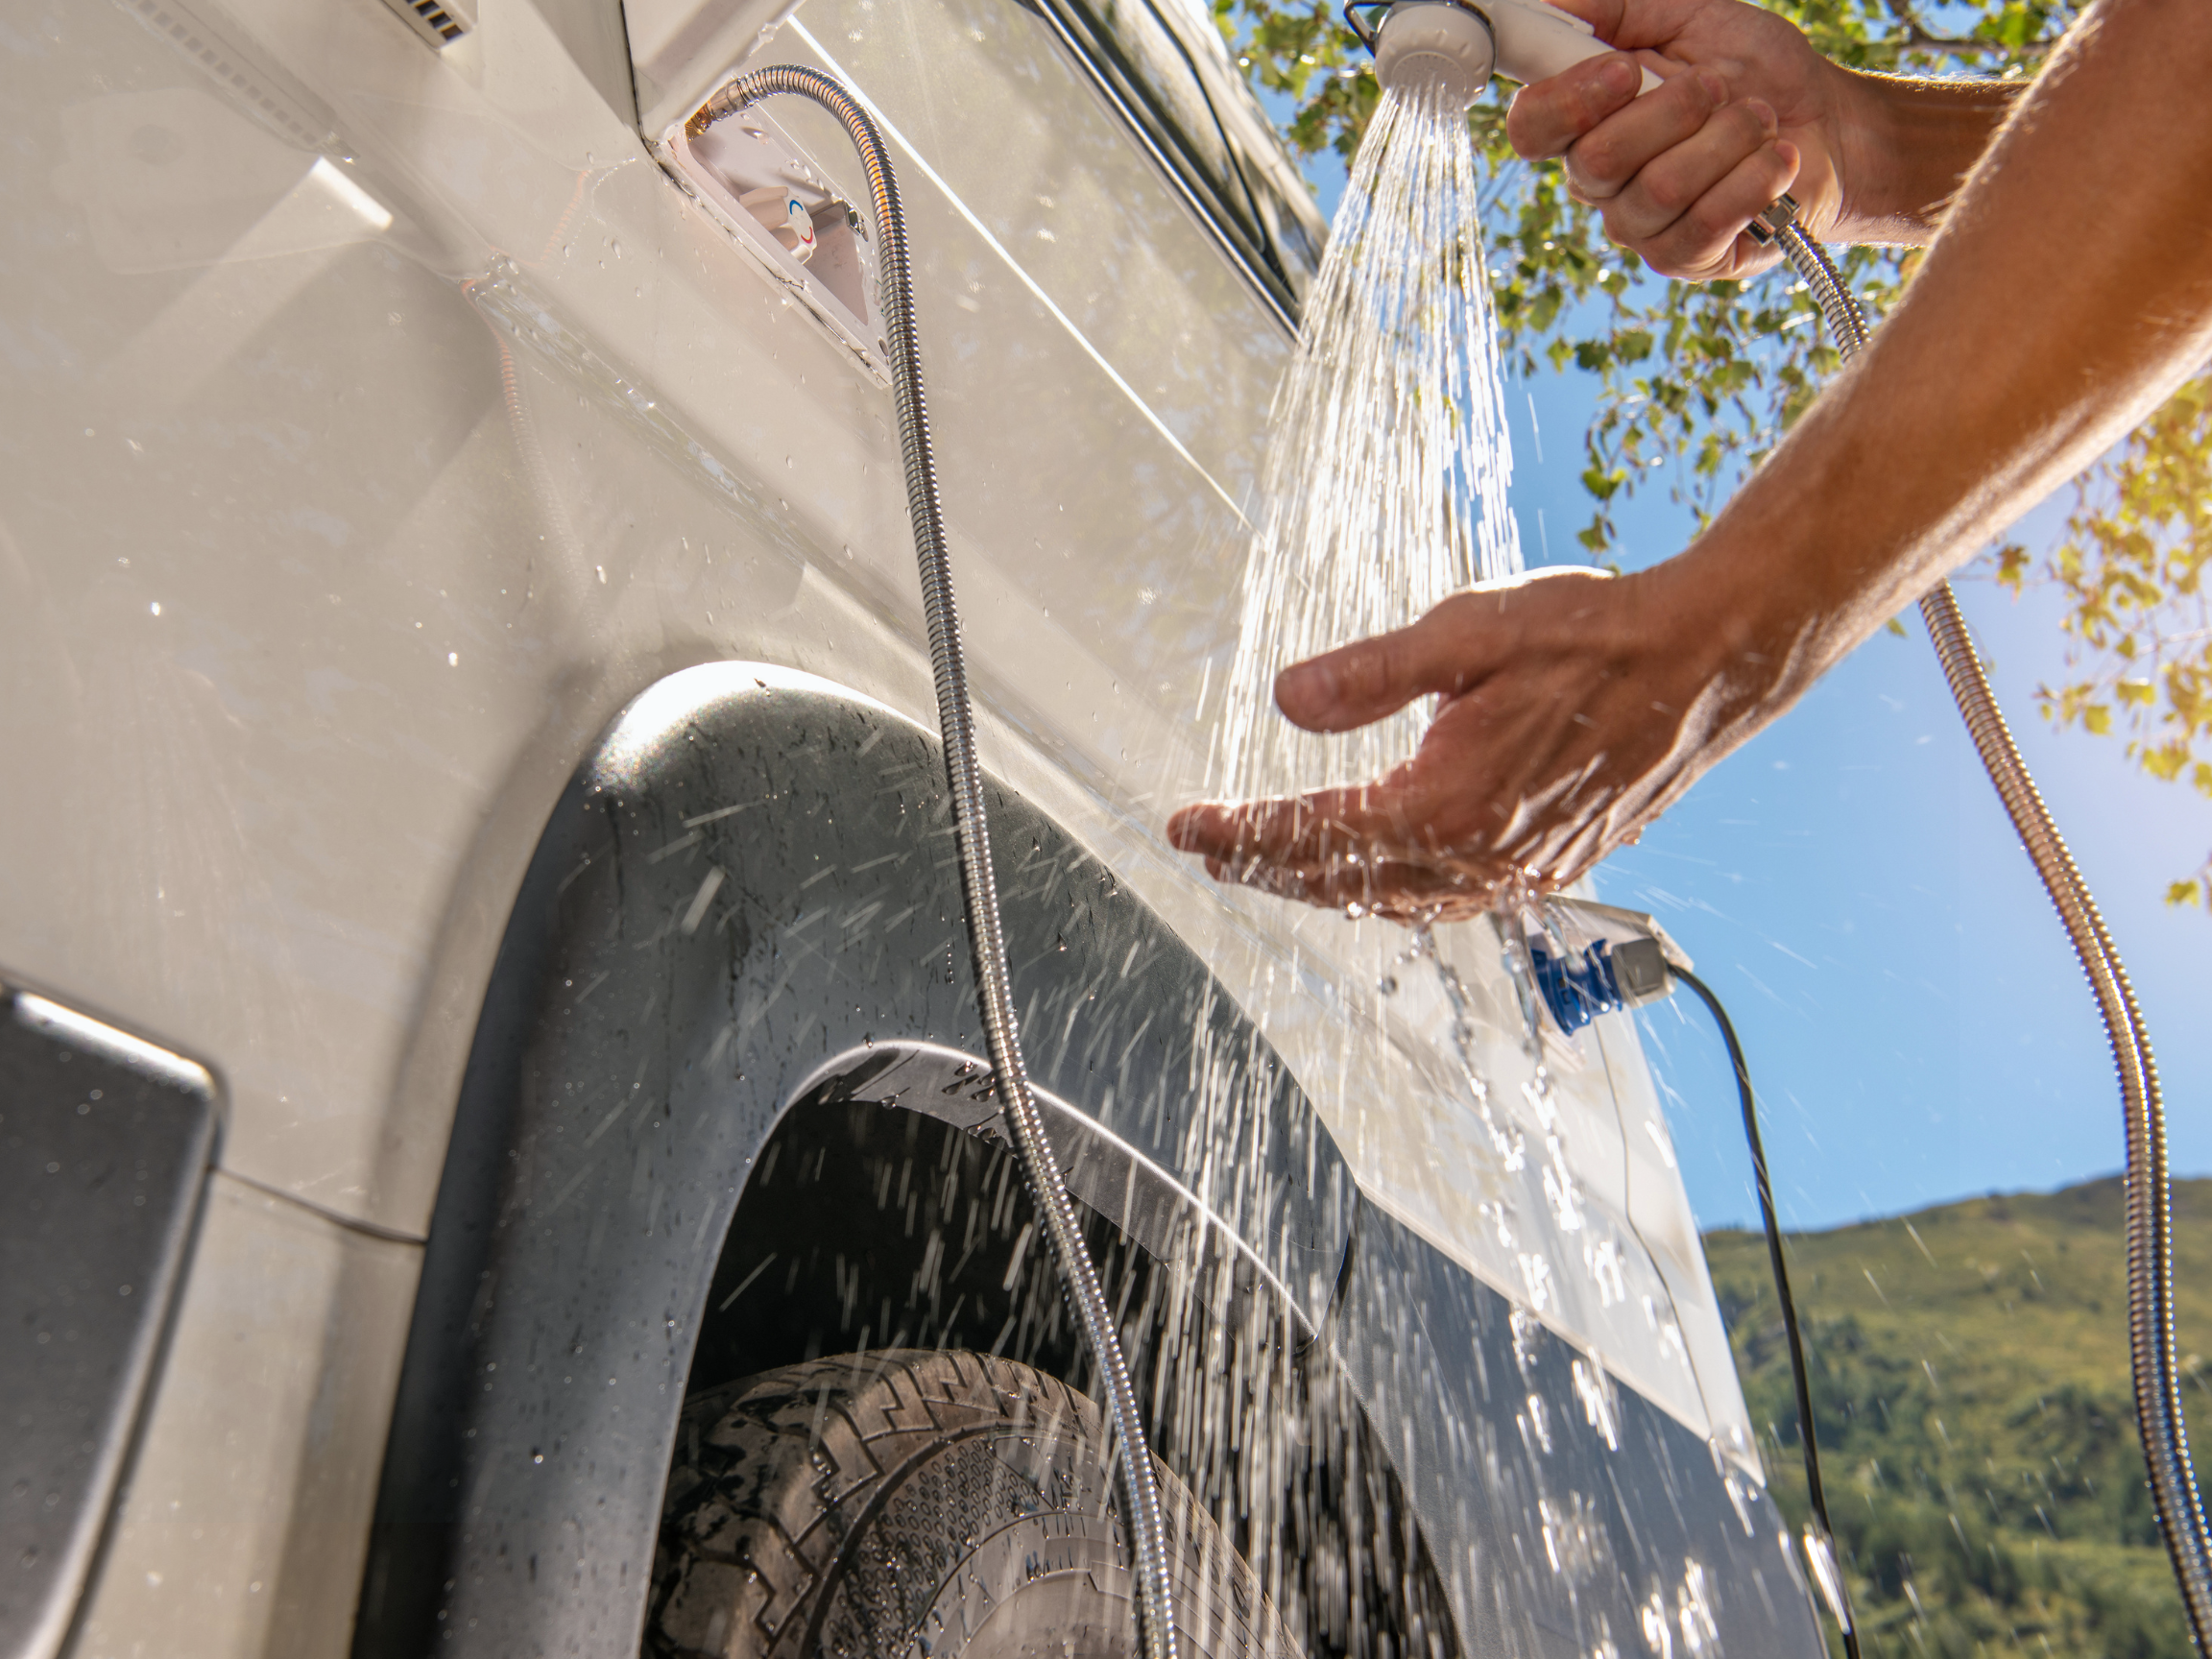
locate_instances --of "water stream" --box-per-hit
[1169,63,1758,1659]
[1209,81,1522,805]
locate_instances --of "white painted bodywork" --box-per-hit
[0,0,1751,1649]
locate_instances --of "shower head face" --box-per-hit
[1372,1,1496,110]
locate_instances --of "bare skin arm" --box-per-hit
[1168,0,2212,919]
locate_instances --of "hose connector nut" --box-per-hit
[1745,191,1799,247]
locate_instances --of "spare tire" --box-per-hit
[646,1350,1301,1659]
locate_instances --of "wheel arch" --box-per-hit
[350,663,1455,1659]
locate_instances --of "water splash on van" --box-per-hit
[1209,82,1520,805]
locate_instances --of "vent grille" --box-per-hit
[121,0,341,151]
[378,0,475,47]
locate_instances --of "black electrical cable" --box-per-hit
[1673,965,1863,1659]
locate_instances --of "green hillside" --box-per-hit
[1703,1176,2212,1659]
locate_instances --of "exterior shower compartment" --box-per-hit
[0,0,1827,1657]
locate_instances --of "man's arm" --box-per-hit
[1504,0,2027,278]
[1169,0,2212,917]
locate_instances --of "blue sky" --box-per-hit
[1288,126,2207,1234]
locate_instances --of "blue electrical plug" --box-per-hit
[1526,932,1674,1034]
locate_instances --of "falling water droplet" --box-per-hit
[1212,83,1520,803]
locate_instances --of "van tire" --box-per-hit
[646,1349,1298,1659]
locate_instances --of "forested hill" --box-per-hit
[1703,1176,2212,1659]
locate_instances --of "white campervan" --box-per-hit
[0,1,1822,1655]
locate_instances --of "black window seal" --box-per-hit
[1018,0,1311,335]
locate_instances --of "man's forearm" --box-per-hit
[1680,0,2212,714]
[1834,72,2029,242]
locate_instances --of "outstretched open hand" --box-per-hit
[1167,565,1781,920]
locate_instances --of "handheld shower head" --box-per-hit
[1348,0,1663,106]
[1371,1,1496,109]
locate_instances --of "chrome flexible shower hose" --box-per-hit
[1773,221,2212,1652]
[691,66,1179,1659]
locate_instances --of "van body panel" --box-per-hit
[0,0,1794,1650]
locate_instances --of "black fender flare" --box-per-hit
[350,663,1359,1658]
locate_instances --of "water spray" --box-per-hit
[1329,6,2211,1646]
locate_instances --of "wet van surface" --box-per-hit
[0,1,1821,1656]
